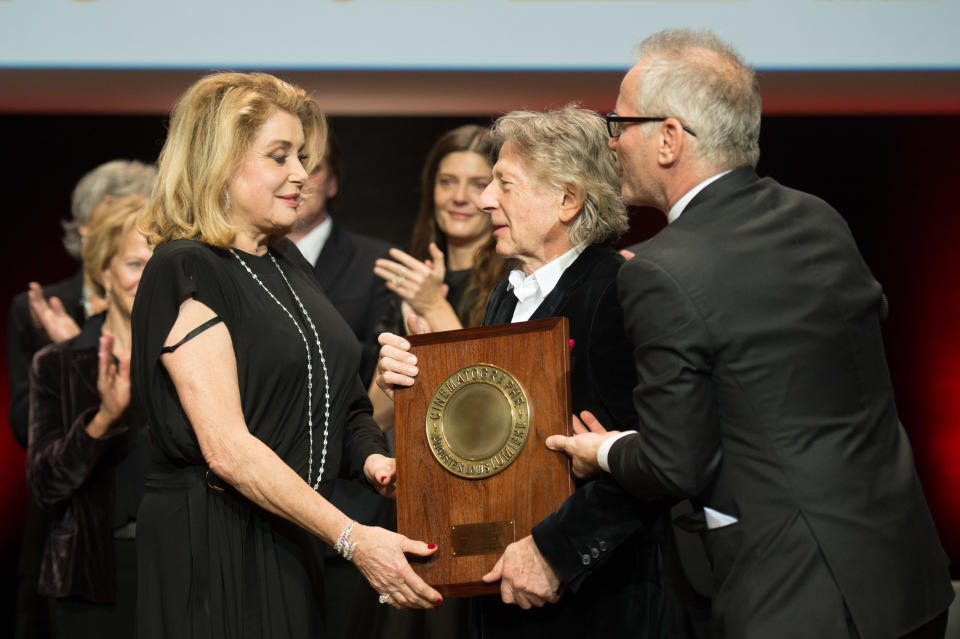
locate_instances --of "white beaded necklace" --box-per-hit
[230,249,330,490]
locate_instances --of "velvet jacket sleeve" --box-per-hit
[530,250,665,591]
[608,256,722,500]
[532,475,669,590]
[26,341,128,509]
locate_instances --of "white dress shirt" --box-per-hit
[508,243,586,323]
[667,170,732,224]
[292,216,333,267]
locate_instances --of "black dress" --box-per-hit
[131,239,388,639]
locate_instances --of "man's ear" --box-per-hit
[326,174,339,199]
[558,184,585,223]
[656,118,688,167]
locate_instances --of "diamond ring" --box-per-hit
[378,593,391,604]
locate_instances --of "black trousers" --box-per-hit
[49,538,137,639]
[15,499,51,639]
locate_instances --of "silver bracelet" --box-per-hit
[335,521,357,561]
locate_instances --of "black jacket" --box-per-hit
[308,220,395,387]
[7,270,85,447]
[612,167,953,638]
[481,244,675,638]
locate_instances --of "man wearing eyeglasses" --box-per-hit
[548,29,953,639]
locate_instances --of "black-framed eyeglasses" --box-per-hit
[605,113,697,138]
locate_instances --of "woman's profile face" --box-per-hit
[433,151,493,247]
[103,226,152,319]
[227,110,308,239]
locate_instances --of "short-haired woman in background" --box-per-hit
[27,194,153,638]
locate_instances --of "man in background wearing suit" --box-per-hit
[548,29,953,638]
[287,129,395,388]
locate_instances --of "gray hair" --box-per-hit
[492,105,627,247]
[633,29,761,169]
[63,159,157,258]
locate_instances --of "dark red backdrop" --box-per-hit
[1,114,958,633]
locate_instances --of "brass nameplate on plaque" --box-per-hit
[450,520,515,557]
[426,364,531,479]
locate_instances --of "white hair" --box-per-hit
[62,159,156,258]
[492,105,627,246]
[633,29,761,169]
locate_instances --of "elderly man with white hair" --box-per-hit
[377,105,692,639]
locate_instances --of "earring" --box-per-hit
[225,191,231,210]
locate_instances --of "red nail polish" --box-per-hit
[427,544,437,549]
[435,598,443,605]
[380,476,387,483]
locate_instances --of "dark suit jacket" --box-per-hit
[309,220,394,387]
[612,167,953,638]
[7,270,85,447]
[480,244,675,638]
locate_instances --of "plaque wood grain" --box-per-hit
[394,317,574,598]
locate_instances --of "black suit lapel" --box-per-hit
[483,246,613,325]
[313,221,355,293]
[482,281,518,326]
[529,245,607,321]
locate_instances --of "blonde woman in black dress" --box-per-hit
[131,72,441,639]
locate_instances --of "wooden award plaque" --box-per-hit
[394,317,574,598]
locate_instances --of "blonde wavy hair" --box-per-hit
[492,105,627,247]
[82,194,150,298]
[142,72,326,247]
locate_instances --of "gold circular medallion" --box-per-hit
[425,364,530,479]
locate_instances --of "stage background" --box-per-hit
[1,112,958,635]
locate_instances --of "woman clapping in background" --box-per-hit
[27,194,152,638]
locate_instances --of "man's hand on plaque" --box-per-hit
[545,410,619,479]
[363,454,397,499]
[481,535,563,608]
[375,332,420,400]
